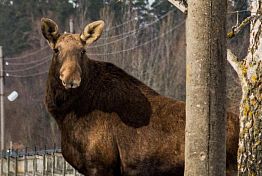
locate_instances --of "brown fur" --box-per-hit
[42,19,239,176]
[45,51,239,175]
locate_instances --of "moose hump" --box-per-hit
[90,62,153,128]
[46,54,155,128]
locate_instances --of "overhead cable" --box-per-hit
[5,55,51,66]
[6,70,48,78]
[101,0,165,35]
[3,56,51,73]
[87,20,185,56]
[89,9,175,49]
[5,46,49,60]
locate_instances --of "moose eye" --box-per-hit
[81,49,86,55]
[54,48,59,54]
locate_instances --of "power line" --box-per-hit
[3,6,252,62]
[228,9,250,14]
[99,18,139,40]
[5,55,51,66]
[5,46,49,60]
[87,19,185,56]
[101,0,165,35]
[4,14,181,72]
[7,20,185,78]
[3,56,51,73]
[4,2,165,61]
[6,70,48,78]
[227,9,257,15]
[89,9,175,49]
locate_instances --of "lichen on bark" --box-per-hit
[227,1,262,174]
[237,60,262,175]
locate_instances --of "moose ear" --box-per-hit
[41,18,60,49]
[80,20,105,45]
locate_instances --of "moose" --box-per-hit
[41,18,239,176]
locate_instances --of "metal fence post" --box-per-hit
[43,146,46,176]
[24,147,27,176]
[62,158,66,176]
[52,145,55,176]
[15,149,18,176]
[33,146,36,176]
[1,149,3,176]
[7,149,10,176]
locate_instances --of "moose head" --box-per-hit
[41,18,104,89]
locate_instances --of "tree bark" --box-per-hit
[185,0,227,175]
[227,1,262,175]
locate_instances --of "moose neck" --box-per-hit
[45,55,96,120]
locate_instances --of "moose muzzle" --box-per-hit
[61,78,81,89]
[59,63,81,89]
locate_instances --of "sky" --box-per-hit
[149,0,154,4]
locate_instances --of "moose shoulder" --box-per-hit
[41,18,239,176]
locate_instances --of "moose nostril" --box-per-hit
[60,73,64,79]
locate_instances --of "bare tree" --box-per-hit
[185,0,227,175]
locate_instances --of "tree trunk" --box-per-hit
[185,0,227,175]
[227,1,262,175]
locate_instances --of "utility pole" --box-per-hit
[185,1,227,176]
[0,46,4,152]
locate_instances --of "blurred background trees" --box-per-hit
[0,0,247,149]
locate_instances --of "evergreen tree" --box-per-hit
[149,0,184,31]
[132,0,151,24]
[0,0,75,56]
[0,1,32,56]
[150,0,173,17]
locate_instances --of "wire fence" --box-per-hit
[0,147,83,176]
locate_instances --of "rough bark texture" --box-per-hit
[238,61,262,176]
[227,1,262,175]
[229,3,262,176]
[185,0,227,175]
